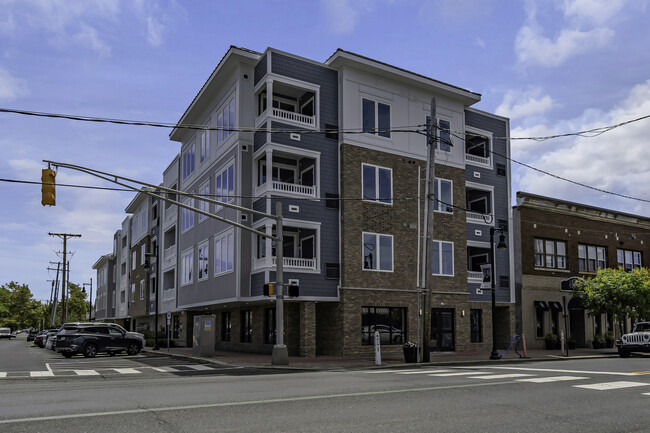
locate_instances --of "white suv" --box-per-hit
[617,322,650,358]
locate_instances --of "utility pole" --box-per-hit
[47,262,61,326]
[422,97,437,362]
[272,202,288,365]
[49,233,81,325]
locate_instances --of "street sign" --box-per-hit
[374,331,381,366]
[480,264,492,289]
[166,312,171,325]
[560,276,581,292]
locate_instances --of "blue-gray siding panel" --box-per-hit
[254,54,267,86]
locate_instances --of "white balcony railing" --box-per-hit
[164,205,177,224]
[466,211,492,224]
[163,289,175,301]
[271,180,315,197]
[164,245,176,260]
[271,107,315,127]
[465,153,490,166]
[468,271,483,280]
[271,256,317,270]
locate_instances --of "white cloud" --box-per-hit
[71,23,112,56]
[513,79,650,215]
[321,0,359,34]
[496,88,556,120]
[562,0,627,25]
[146,16,164,46]
[0,67,28,101]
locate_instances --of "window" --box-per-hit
[362,98,390,138]
[578,244,606,272]
[182,198,194,232]
[534,239,567,269]
[466,133,490,159]
[198,241,209,280]
[617,249,642,271]
[432,241,454,276]
[362,163,392,204]
[141,208,147,231]
[139,280,145,300]
[470,309,482,343]
[363,232,393,272]
[434,179,453,213]
[325,123,338,141]
[141,244,146,265]
[326,263,340,279]
[216,163,235,210]
[121,262,126,276]
[131,252,136,270]
[361,307,406,345]
[325,193,340,210]
[437,119,451,152]
[240,310,252,343]
[181,249,193,286]
[217,98,235,147]
[182,141,195,179]
[131,283,135,302]
[120,290,125,303]
[198,181,210,222]
[497,163,506,177]
[535,305,545,338]
[221,312,231,342]
[215,230,234,275]
[264,308,276,344]
[131,216,137,240]
[200,129,210,163]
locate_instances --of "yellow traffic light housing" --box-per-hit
[263,283,274,297]
[41,168,56,206]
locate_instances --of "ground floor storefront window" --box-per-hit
[361,306,406,345]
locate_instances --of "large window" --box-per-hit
[434,179,453,213]
[216,163,235,210]
[198,241,209,281]
[362,163,392,204]
[535,304,545,338]
[534,239,567,269]
[217,98,235,147]
[437,119,451,152]
[141,244,146,265]
[182,198,194,232]
[200,129,210,163]
[181,249,193,286]
[182,141,195,179]
[240,310,252,343]
[432,240,454,276]
[362,98,390,138]
[139,280,145,301]
[361,307,406,345]
[215,230,234,275]
[363,232,393,272]
[221,312,231,342]
[470,309,482,343]
[578,244,606,272]
[198,181,210,222]
[617,249,642,271]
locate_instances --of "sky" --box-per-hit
[1,0,650,303]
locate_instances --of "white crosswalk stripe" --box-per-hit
[573,381,650,391]
[30,371,54,377]
[428,371,492,377]
[151,366,178,372]
[183,364,214,371]
[0,372,7,378]
[74,370,100,376]
[112,368,141,374]
[364,369,428,374]
[396,369,454,375]
[517,376,587,383]
[467,373,535,379]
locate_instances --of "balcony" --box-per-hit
[465,132,491,167]
[272,256,317,270]
[255,153,318,198]
[163,289,175,302]
[255,81,317,129]
[467,246,490,282]
[271,107,315,127]
[466,186,493,225]
[468,270,483,281]
[253,225,319,272]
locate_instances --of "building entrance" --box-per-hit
[431,308,455,352]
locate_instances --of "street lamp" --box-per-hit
[82,279,92,321]
[489,226,507,360]
[144,245,159,350]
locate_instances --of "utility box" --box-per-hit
[192,314,216,357]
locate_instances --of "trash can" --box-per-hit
[403,344,417,363]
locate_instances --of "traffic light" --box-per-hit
[41,168,56,206]
[263,283,274,297]
[287,284,299,297]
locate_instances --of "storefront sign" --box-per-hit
[560,276,581,292]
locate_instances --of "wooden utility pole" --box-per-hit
[48,232,81,325]
[422,97,437,362]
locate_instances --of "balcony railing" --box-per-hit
[164,245,176,260]
[271,107,315,127]
[468,270,483,280]
[271,180,315,197]
[271,256,317,270]
[466,211,492,224]
[465,153,490,166]
[163,289,175,301]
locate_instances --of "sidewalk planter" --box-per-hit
[593,334,605,349]
[545,333,558,350]
[605,332,615,348]
[403,343,417,363]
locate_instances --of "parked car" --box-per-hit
[0,328,13,339]
[56,322,145,358]
[26,329,38,341]
[34,329,58,348]
[617,321,650,358]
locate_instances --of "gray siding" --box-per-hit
[254,54,267,86]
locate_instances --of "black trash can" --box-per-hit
[403,345,417,363]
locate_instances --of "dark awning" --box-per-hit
[534,301,549,311]
[549,301,563,312]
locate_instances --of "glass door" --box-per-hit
[431,308,455,352]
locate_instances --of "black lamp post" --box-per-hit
[82,279,92,321]
[144,245,160,350]
[489,226,507,360]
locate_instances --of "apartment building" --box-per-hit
[91,254,113,321]
[160,157,181,341]
[125,192,152,332]
[513,192,650,349]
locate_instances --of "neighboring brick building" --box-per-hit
[513,192,650,349]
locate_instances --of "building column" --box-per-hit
[299,301,316,357]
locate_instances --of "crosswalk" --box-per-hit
[0,363,228,379]
[362,366,650,395]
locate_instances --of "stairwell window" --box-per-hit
[198,181,210,222]
[182,141,195,179]
[198,241,209,281]
[181,249,193,286]
[362,98,391,138]
[217,98,236,147]
[181,198,194,232]
[216,163,235,211]
[362,163,392,204]
[200,129,210,163]
[215,230,234,275]
[363,232,393,272]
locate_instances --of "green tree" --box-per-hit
[574,268,650,324]
[0,282,46,329]
[66,283,89,322]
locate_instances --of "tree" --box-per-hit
[66,283,88,322]
[574,268,650,325]
[0,282,46,329]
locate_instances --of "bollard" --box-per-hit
[522,333,528,358]
[560,330,566,356]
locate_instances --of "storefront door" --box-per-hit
[431,308,455,352]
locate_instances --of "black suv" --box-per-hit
[56,323,146,358]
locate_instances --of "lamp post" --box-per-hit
[489,226,507,360]
[82,279,92,321]
[144,245,159,350]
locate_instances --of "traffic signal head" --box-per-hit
[41,168,56,206]
[263,283,274,297]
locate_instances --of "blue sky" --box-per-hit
[1,0,650,303]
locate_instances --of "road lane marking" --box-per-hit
[30,371,55,377]
[45,363,53,372]
[184,364,214,371]
[113,368,141,374]
[0,372,6,378]
[517,376,587,383]
[74,370,100,376]
[428,372,492,377]
[634,371,650,375]
[396,369,454,375]
[456,366,640,376]
[573,381,650,391]
[363,369,430,374]
[642,392,650,396]
[469,374,534,379]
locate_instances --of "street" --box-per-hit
[1,338,650,432]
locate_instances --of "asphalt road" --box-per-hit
[1,340,649,433]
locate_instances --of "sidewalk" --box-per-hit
[143,345,620,371]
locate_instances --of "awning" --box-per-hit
[549,301,563,312]
[534,301,549,311]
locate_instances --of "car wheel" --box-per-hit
[83,343,98,358]
[126,342,140,356]
[62,352,73,358]
[618,349,631,358]
[108,351,116,356]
